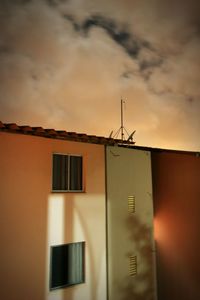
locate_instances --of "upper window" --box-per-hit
[52,154,83,192]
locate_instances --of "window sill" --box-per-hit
[51,190,86,193]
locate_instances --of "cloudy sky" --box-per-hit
[0,0,200,150]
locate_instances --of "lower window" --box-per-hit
[50,242,85,290]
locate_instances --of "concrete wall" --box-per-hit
[106,146,157,300]
[152,151,200,300]
[0,131,107,300]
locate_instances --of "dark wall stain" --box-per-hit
[118,215,156,300]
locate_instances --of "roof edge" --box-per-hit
[0,121,135,146]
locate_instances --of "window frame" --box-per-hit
[49,241,85,290]
[52,152,84,193]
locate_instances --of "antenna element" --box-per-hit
[110,98,136,144]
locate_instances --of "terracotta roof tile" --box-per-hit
[5,123,20,130]
[0,121,135,146]
[45,129,58,136]
[0,121,5,129]
[32,127,46,133]
[57,130,68,136]
[77,133,88,138]
[19,125,33,132]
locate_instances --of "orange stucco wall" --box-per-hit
[0,131,107,300]
[152,151,200,300]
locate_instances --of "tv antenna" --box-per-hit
[109,98,136,144]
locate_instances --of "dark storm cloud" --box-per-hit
[63,14,81,32]
[139,57,163,81]
[0,44,11,54]
[82,15,141,58]
[121,70,134,80]
[47,0,68,7]
[63,13,164,79]
[0,0,31,5]
[159,0,200,25]
[139,60,161,72]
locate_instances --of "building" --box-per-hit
[0,121,200,300]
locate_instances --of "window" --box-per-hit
[52,154,83,191]
[50,242,85,290]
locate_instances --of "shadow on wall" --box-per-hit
[119,215,155,300]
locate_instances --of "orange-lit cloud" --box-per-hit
[0,0,200,150]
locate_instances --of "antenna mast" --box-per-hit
[110,98,136,144]
[121,98,124,141]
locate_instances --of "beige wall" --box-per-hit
[106,146,157,300]
[0,132,107,300]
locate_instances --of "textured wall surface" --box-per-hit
[106,146,157,300]
[0,131,107,300]
[152,151,200,300]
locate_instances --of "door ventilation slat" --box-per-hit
[128,195,135,213]
[129,255,137,276]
